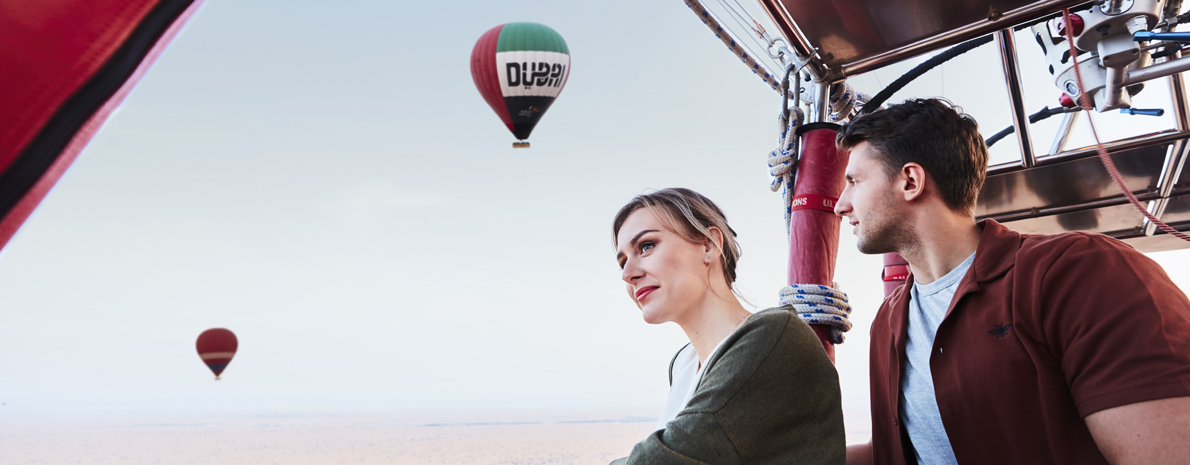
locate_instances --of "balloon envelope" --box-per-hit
[196,328,238,379]
[471,22,570,142]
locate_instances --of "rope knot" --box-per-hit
[779,283,852,344]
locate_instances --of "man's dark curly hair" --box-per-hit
[836,98,988,214]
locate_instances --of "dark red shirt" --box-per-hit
[869,219,1190,465]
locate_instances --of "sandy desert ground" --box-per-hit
[0,412,870,464]
[0,414,657,465]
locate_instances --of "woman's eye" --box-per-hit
[640,241,655,253]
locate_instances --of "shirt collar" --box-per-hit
[969,218,1021,284]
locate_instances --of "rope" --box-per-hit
[769,106,803,231]
[826,82,872,122]
[1062,10,1190,242]
[779,284,853,344]
[684,0,793,99]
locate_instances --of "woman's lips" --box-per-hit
[636,286,658,302]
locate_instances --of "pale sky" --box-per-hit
[2,0,1188,425]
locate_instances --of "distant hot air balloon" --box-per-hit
[470,22,570,148]
[196,328,238,380]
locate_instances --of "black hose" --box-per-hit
[985,106,1076,147]
[861,34,995,114]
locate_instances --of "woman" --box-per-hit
[610,188,844,464]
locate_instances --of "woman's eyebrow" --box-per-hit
[616,229,659,261]
[629,229,658,248]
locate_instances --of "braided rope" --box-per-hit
[779,284,853,344]
[1062,10,1190,242]
[769,107,803,231]
[826,82,872,122]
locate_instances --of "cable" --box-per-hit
[862,35,995,114]
[985,106,1077,147]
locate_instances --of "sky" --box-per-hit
[2,0,1189,425]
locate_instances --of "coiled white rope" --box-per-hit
[779,283,853,344]
[825,82,871,122]
[768,106,803,231]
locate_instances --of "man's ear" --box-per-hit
[901,163,927,202]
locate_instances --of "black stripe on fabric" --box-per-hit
[0,0,195,220]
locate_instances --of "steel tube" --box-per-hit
[1169,61,1190,132]
[1049,111,1080,155]
[981,192,1164,223]
[814,81,830,123]
[997,30,1036,168]
[1122,55,1190,86]
[987,130,1190,175]
[1105,66,1127,109]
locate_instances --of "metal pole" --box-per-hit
[814,81,830,123]
[997,29,1036,168]
[1122,55,1190,86]
[1049,111,1080,156]
[838,0,1086,78]
[1144,52,1190,234]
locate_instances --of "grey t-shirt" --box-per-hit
[898,253,975,465]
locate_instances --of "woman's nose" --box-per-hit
[622,258,643,283]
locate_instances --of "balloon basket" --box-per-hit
[512,141,530,149]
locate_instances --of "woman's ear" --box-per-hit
[704,227,724,257]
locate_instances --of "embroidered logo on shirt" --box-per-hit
[987,323,1014,339]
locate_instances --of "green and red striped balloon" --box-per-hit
[471,23,570,146]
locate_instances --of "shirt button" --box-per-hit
[939,347,944,354]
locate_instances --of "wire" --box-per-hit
[711,0,782,72]
[704,4,780,78]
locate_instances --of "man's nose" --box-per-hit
[835,191,851,217]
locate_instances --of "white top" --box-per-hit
[656,338,729,430]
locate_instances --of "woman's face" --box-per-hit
[616,208,713,325]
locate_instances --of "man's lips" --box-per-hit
[636,286,658,302]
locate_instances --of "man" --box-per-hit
[833,98,1190,465]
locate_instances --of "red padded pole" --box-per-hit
[787,123,849,362]
[882,253,910,297]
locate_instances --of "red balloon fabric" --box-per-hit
[0,0,202,253]
[196,328,238,379]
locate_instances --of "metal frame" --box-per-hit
[998,29,1037,168]
[757,0,1086,81]
[738,0,1190,250]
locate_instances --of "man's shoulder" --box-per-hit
[1014,229,1138,270]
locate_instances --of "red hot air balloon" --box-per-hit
[471,22,570,148]
[196,328,238,380]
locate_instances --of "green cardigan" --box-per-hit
[612,307,845,464]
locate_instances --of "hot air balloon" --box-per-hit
[196,328,238,380]
[470,22,570,148]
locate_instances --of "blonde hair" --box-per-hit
[612,188,742,288]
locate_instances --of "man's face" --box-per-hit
[835,142,913,254]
